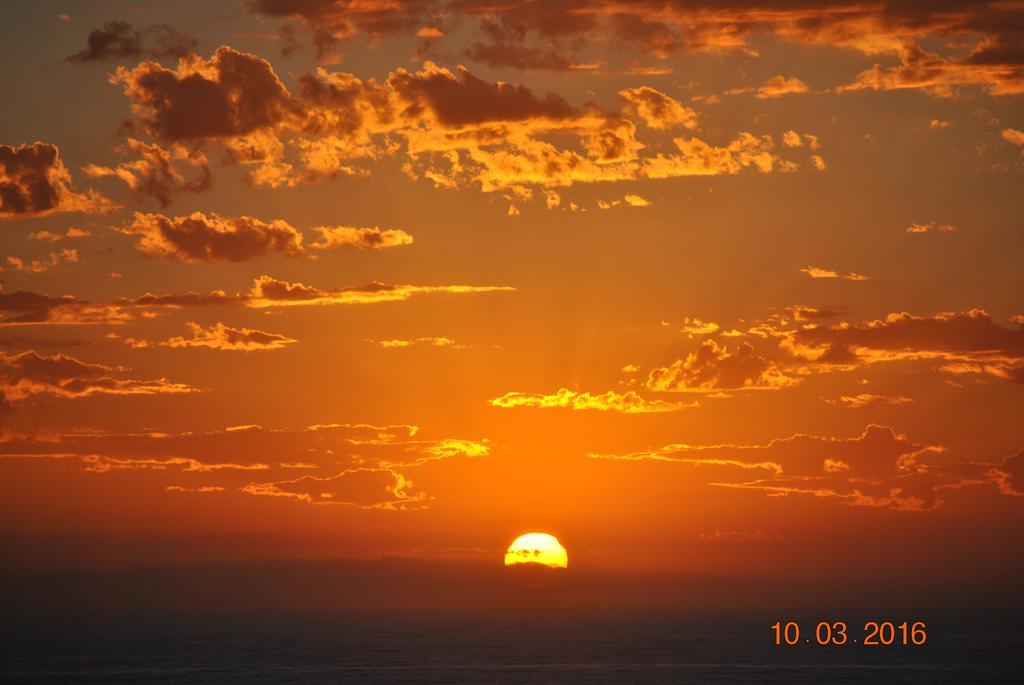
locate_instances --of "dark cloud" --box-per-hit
[0,422,487,508]
[1,142,114,219]
[0,288,75,325]
[784,305,851,321]
[388,63,579,127]
[593,424,1007,511]
[463,42,577,71]
[66,20,197,64]
[111,46,295,141]
[247,0,433,58]
[0,351,195,400]
[82,139,211,207]
[122,211,306,262]
[792,309,1024,381]
[996,450,1024,495]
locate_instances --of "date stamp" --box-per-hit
[771,621,927,646]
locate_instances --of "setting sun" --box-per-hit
[504,533,569,569]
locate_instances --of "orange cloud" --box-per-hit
[839,44,1024,98]
[242,466,430,509]
[372,337,462,349]
[310,226,413,250]
[242,2,1024,99]
[801,266,870,280]
[646,340,799,392]
[907,221,956,234]
[111,49,813,199]
[756,75,810,99]
[247,275,515,308]
[490,387,695,413]
[619,86,697,130]
[162,322,297,351]
[28,227,90,242]
[827,394,914,408]
[3,249,78,274]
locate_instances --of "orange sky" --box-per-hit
[1,1,1023,590]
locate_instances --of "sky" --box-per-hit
[1,1,1023,595]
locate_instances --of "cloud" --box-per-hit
[907,221,956,234]
[463,43,583,71]
[1004,128,1024,146]
[597,194,652,209]
[310,226,413,250]
[417,26,444,39]
[646,340,799,392]
[0,421,489,510]
[679,317,719,335]
[756,75,810,99]
[111,46,295,141]
[784,305,851,321]
[247,275,515,307]
[699,530,780,543]
[166,485,227,493]
[619,86,697,130]
[490,387,696,413]
[801,266,871,280]
[247,0,427,59]
[839,44,1024,98]
[0,273,513,327]
[372,337,462,349]
[591,424,1004,511]
[0,350,195,400]
[827,394,914,408]
[3,249,78,273]
[388,62,579,127]
[993,450,1024,496]
[242,466,430,509]
[643,132,799,177]
[123,211,305,261]
[791,309,1024,382]
[1002,128,1024,160]
[110,48,812,198]
[484,2,1024,94]
[82,138,211,207]
[241,2,1024,97]
[1,142,115,219]
[28,227,90,242]
[0,285,140,327]
[66,20,197,64]
[162,322,297,351]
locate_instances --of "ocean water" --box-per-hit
[3,608,1021,683]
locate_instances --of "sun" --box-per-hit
[504,532,568,569]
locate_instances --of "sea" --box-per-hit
[3,608,1022,683]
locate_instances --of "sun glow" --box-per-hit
[504,532,568,568]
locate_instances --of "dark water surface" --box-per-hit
[3,608,1021,683]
